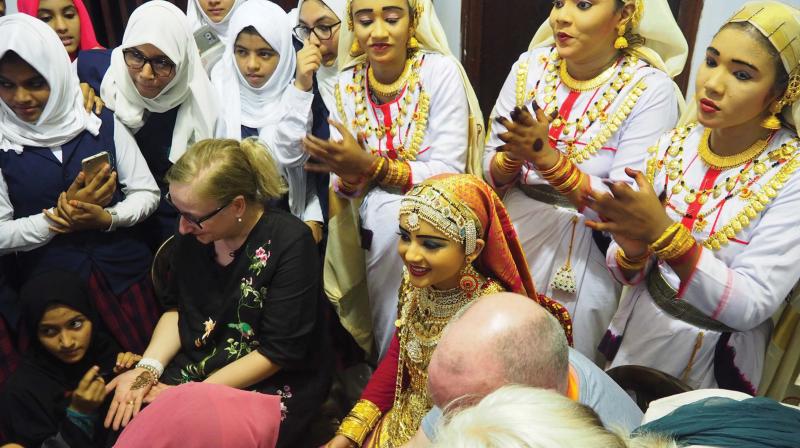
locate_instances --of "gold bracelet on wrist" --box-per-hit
[616,248,650,271]
[649,222,681,251]
[537,151,567,177]
[495,152,523,175]
[335,400,382,446]
[651,224,695,261]
[556,170,585,195]
[369,157,386,181]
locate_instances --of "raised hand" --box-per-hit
[80,82,104,115]
[495,104,560,170]
[65,164,117,207]
[585,167,674,256]
[69,366,108,415]
[303,119,376,185]
[295,38,323,92]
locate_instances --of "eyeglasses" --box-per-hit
[164,192,231,229]
[292,21,341,42]
[122,49,176,78]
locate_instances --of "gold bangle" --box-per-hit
[552,167,580,192]
[336,399,382,446]
[339,178,357,194]
[495,152,523,175]
[652,224,695,261]
[369,157,386,181]
[649,222,681,252]
[616,248,650,271]
[557,171,586,195]
[537,151,567,177]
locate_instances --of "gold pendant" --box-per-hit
[684,192,697,204]
[693,216,708,233]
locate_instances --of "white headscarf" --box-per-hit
[211,0,296,139]
[296,0,346,113]
[337,0,485,175]
[187,0,248,44]
[100,0,218,163]
[0,14,101,153]
[529,0,688,78]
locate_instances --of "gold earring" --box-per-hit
[458,263,480,298]
[614,24,629,50]
[761,100,784,130]
[350,40,364,57]
[408,35,420,50]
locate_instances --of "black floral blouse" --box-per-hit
[161,209,332,446]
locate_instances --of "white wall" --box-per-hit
[7,0,19,14]
[432,0,462,58]
[686,0,800,100]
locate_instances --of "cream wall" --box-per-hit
[432,0,462,58]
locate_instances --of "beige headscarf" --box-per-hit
[529,0,688,78]
[336,0,484,176]
[682,1,800,132]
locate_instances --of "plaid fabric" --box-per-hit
[0,315,20,392]
[88,270,160,353]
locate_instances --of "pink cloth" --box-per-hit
[17,0,103,60]
[115,382,282,448]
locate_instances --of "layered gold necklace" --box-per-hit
[559,58,619,92]
[646,124,800,248]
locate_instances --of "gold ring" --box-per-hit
[128,401,134,405]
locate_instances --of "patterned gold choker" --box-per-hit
[698,128,772,170]
[559,57,620,92]
[368,58,414,98]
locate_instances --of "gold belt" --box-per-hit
[518,184,576,210]
[646,268,736,333]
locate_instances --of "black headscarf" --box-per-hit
[0,270,120,446]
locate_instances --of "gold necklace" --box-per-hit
[559,57,619,92]
[368,58,414,98]
[698,127,772,170]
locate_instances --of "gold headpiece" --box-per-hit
[729,2,800,129]
[729,2,800,74]
[399,182,482,255]
[347,0,424,32]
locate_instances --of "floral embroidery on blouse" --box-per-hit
[276,385,293,421]
[180,242,273,378]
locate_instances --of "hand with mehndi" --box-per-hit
[495,103,560,170]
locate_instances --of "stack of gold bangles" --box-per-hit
[615,248,650,271]
[494,151,523,176]
[369,156,412,190]
[648,222,696,262]
[336,399,382,446]
[538,152,585,195]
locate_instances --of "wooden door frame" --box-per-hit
[461,0,705,97]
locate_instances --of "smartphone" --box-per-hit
[81,151,111,179]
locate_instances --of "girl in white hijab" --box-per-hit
[187,0,247,44]
[295,0,346,113]
[101,0,218,248]
[211,0,324,234]
[0,13,160,353]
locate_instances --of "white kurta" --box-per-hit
[604,125,800,393]
[330,52,470,358]
[484,47,680,363]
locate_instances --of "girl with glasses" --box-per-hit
[211,0,324,242]
[100,1,219,251]
[0,14,161,354]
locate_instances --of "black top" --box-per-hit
[160,209,331,446]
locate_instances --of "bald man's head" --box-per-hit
[427,292,570,409]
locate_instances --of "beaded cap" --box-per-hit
[399,180,482,255]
